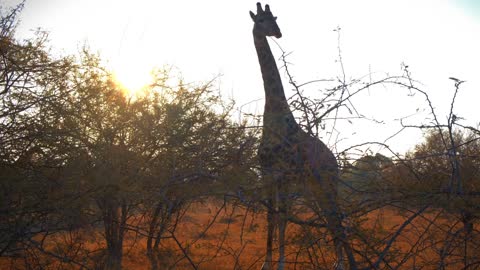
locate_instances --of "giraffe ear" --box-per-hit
[250,11,256,21]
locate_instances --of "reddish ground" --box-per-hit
[1,201,477,269]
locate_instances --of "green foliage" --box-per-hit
[398,129,480,210]
[341,153,393,205]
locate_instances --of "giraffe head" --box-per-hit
[250,2,282,39]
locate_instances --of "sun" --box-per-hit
[111,58,153,96]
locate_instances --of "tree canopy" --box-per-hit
[2,2,480,270]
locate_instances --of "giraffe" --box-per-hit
[249,3,356,270]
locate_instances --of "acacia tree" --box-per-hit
[125,73,259,270]
[385,125,480,268]
[1,3,260,268]
[340,153,393,208]
[1,40,139,267]
[36,54,258,269]
[0,3,80,265]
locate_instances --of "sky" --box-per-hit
[4,0,480,156]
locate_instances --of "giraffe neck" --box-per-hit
[253,34,292,117]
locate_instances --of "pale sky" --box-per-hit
[5,0,480,156]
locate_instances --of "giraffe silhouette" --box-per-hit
[249,3,356,270]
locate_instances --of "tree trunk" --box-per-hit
[262,201,275,270]
[147,249,160,270]
[277,209,286,270]
[104,243,123,270]
[99,198,127,270]
[147,203,163,270]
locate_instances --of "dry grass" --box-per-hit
[1,201,478,269]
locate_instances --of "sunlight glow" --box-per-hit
[111,59,153,96]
